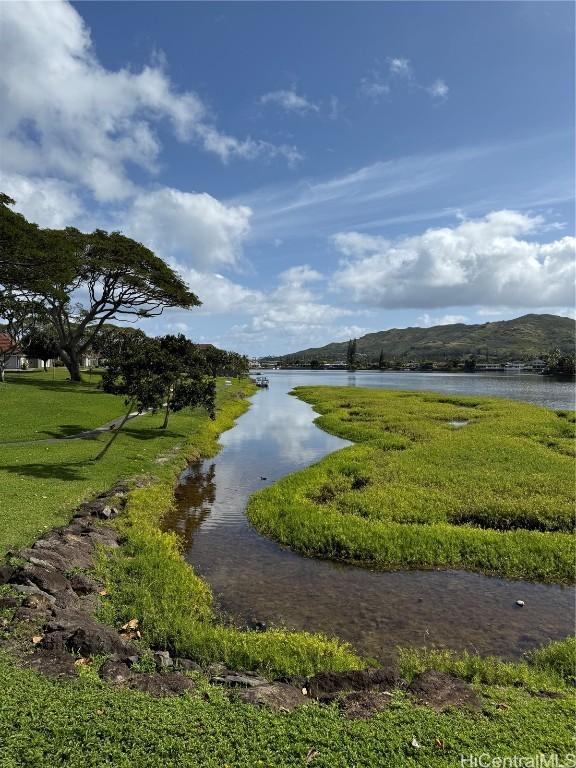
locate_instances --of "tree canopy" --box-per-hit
[0,196,201,380]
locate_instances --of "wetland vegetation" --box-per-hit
[247,387,575,583]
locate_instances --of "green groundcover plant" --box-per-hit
[247,387,575,582]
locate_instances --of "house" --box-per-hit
[0,332,51,370]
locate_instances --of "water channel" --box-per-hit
[163,371,575,662]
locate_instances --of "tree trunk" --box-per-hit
[0,364,5,383]
[161,399,171,429]
[61,349,82,381]
[94,401,135,462]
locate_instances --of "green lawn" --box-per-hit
[0,369,121,442]
[247,387,575,582]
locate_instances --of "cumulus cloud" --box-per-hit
[388,57,412,77]
[260,89,319,114]
[0,0,299,202]
[121,187,252,270]
[0,171,84,228]
[417,314,468,327]
[427,79,449,100]
[331,211,576,309]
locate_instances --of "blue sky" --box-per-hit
[0,1,574,355]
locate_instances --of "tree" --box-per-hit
[158,334,215,429]
[1,198,201,381]
[23,327,60,371]
[96,333,215,459]
[378,348,385,370]
[0,293,40,382]
[200,345,249,378]
[346,338,357,371]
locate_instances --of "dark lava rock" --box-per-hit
[100,659,133,685]
[153,650,173,671]
[17,564,73,597]
[0,565,16,585]
[66,623,134,657]
[339,690,394,720]
[235,683,307,711]
[407,670,481,712]
[306,668,398,699]
[211,671,268,688]
[23,593,53,611]
[67,572,101,595]
[39,631,68,651]
[174,658,202,673]
[74,499,108,518]
[22,649,77,679]
[129,673,196,698]
[21,547,69,572]
[11,584,56,605]
[13,606,50,623]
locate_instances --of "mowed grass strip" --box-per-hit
[247,387,575,582]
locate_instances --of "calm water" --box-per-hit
[163,372,575,662]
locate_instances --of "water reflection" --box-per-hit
[163,372,575,661]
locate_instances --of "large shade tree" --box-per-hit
[0,196,201,380]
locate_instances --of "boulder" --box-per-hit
[23,593,53,611]
[235,683,307,712]
[339,690,393,720]
[407,670,481,712]
[100,659,133,685]
[22,649,77,679]
[211,671,268,688]
[0,596,20,609]
[66,623,134,657]
[67,572,102,595]
[129,673,196,698]
[174,658,202,673]
[12,584,56,605]
[0,565,16,585]
[305,668,398,699]
[17,564,73,597]
[153,650,174,671]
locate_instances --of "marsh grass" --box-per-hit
[247,387,575,582]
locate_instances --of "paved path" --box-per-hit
[0,410,144,447]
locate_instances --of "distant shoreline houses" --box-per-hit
[252,357,552,373]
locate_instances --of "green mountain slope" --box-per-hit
[273,314,575,363]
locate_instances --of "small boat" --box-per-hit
[254,375,269,388]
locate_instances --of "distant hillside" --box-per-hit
[272,314,575,363]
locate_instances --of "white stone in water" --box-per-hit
[516,600,525,607]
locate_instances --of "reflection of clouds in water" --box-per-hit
[223,388,349,466]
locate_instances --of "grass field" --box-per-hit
[247,387,575,582]
[0,369,121,442]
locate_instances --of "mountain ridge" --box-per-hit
[268,314,575,363]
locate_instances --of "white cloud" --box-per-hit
[260,89,318,114]
[427,79,449,100]
[388,57,412,77]
[358,78,390,102]
[331,211,576,309]
[0,0,299,202]
[121,187,252,270]
[0,171,84,228]
[417,314,468,328]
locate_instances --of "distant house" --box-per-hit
[0,332,51,371]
